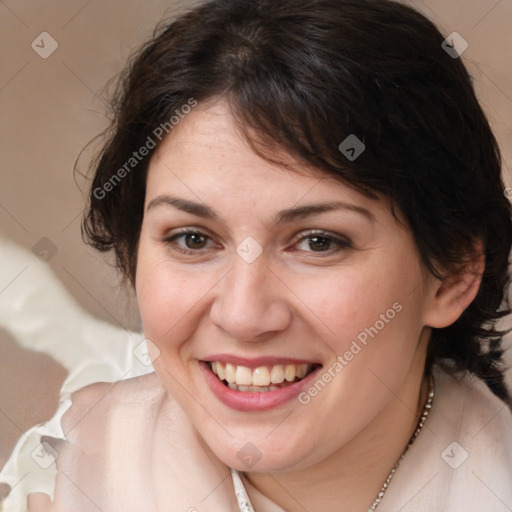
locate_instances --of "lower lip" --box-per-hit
[200,362,322,412]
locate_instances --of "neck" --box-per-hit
[243,353,429,512]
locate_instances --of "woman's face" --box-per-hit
[136,100,436,472]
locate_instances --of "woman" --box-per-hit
[21,0,512,510]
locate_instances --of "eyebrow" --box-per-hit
[146,195,374,224]
[274,202,374,224]
[147,196,221,221]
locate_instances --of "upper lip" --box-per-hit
[202,354,323,368]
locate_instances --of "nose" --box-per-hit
[209,255,292,341]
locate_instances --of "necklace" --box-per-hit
[368,374,435,511]
[231,374,435,512]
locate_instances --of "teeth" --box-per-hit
[270,365,285,384]
[253,366,270,386]
[210,361,314,390]
[296,364,308,379]
[284,364,296,382]
[225,363,236,383]
[225,383,293,392]
[235,365,253,385]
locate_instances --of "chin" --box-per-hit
[201,427,319,473]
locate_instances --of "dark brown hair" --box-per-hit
[82,0,512,402]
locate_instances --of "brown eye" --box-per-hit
[184,232,208,249]
[292,231,352,256]
[164,229,216,255]
[308,236,332,252]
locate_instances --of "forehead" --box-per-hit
[146,100,385,217]
[149,100,316,184]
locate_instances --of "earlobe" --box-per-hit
[423,249,485,329]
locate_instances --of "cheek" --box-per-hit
[135,246,211,353]
[290,255,426,360]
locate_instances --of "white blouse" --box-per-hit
[1,364,511,511]
[231,366,512,511]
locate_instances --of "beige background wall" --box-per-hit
[1,0,512,468]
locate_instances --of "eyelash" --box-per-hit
[163,229,218,255]
[163,229,352,256]
[291,230,352,255]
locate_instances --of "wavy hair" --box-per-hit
[82,0,512,402]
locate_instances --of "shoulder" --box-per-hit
[61,372,167,446]
[65,370,166,408]
[62,372,165,432]
[54,372,239,511]
[53,373,168,510]
[381,366,512,512]
[434,367,512,510]
[435,365,512,446]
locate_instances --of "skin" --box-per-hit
[135,99,483,511]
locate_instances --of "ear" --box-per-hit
[422,243,485,329]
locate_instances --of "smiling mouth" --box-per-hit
[208,361,320,392]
